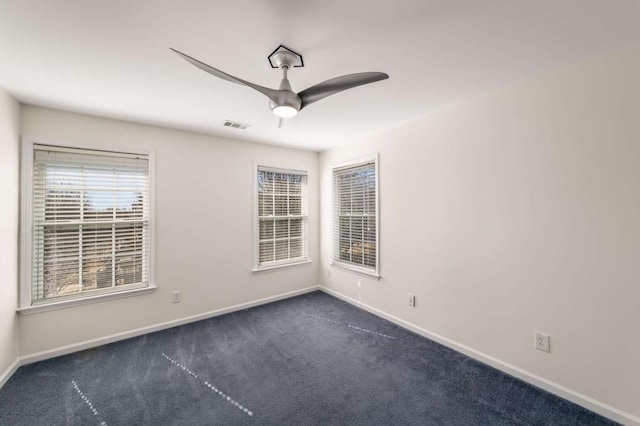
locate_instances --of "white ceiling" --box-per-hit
[1,0,638,151]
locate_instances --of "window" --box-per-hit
[20,141,154,311]
[332,155,379,277]
[255,166,309,270]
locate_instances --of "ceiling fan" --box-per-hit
[170,45,389,126]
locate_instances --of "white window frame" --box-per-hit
[331,154,380,279]
[253,164,311,272]
[19,137,156,314]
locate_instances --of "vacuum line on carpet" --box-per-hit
[71,380,108,425]
[161,353,253,417]
[346,324,396,339]
[302,312,341,324]
[302,312,396,339]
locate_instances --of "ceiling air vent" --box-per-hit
[223,120,250,130]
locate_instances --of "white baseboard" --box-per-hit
[320,286,639,426]
[0,357,21,389]
[16,285,320,368]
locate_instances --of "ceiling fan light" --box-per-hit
[272,105,298,118]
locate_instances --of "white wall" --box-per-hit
[320,44,640,422]
[0,87,20,383]
[19,106,319,356]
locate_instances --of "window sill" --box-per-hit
[17,285,157,315]
[331,262,381,280]
[252,259,312,273]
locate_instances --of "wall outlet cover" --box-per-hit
[534,331,550,353]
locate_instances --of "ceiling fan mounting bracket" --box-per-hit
[268,44,304,69]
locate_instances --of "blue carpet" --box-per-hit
[0,291,615,425]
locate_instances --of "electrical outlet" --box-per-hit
[327,268,331,278]
[534,331,550,353]
[171,290,182,303]
[408,293,415,307]
[357,279,362,288]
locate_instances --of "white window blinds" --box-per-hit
[333,158,378,274]
[256,166,309,269]
[31,144,150,305]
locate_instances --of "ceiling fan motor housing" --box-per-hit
[269,85,302,117]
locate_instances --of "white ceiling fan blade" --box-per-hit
[298,72,389,109]
[170,48,281,104]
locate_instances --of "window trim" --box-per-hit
[19,136,156,313]
[252,163,311,272]
[330,154,380,279]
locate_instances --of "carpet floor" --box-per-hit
[0,291,615,425]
